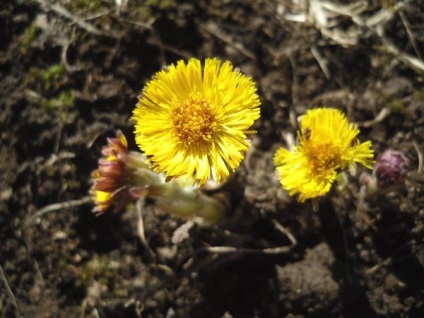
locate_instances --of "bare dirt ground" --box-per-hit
[1,0,423,317]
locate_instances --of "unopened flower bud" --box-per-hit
[374,149,411,189]
[90,131,225,224]
[91,130,162,215]
[360,149,412,197]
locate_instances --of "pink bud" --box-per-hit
[373,150,411,189]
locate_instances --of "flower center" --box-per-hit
[172,95,216,146]
[307,142,342,177]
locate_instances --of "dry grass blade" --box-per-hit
[0,265,21,318]
[201,22,256,60]
[35,0,120,39]
[399,10,423,61]
[282,0,424,73]
[376,26,424,74]
[203,219,297,255]
[413,141,423,174]
[136,200,156,261]
[26,196,92,225]
[355,107,390,128]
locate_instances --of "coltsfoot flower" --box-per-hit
[132,58,261,186]
[274,107,374,202]
[91,131,225,224]
[91,130,161,214]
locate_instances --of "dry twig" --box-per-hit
[399,10,423,61]
[311,46,331,79]
[26,196,92,225]
[281,0,424,73]
[135,200,156,261]
[413,141,423,174]
[376,27,424,73]
[0,265,21,318]
[201,22,256,60]
[35,0,120,39]
[202,219,296,255]
[355,107,390,128]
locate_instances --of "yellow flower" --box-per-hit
[90,130,132,214]
[274,108,374,202]
[132,58,261,185]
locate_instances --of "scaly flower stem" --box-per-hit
[148,182,224,226]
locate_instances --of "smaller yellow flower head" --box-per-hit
[90,131,131,214]
[132,58,261,185]
[274,107,374,202]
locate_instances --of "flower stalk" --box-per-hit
[147,181,223,226]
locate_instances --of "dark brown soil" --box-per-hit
[1,1,423,317]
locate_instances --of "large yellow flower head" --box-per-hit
[274,107,374,202]
[132,58,261,185]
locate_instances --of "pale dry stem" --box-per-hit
[282,0,424,73]
[136,200,157,261]
[355,107,390,128]
[26,196,92,226]
[201,21,256,60]
[413,141,423,174]
[0,265,21,318]
[35,0,120,39]
[203,219,297,255]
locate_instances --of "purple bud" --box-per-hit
[373,150,411,189]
